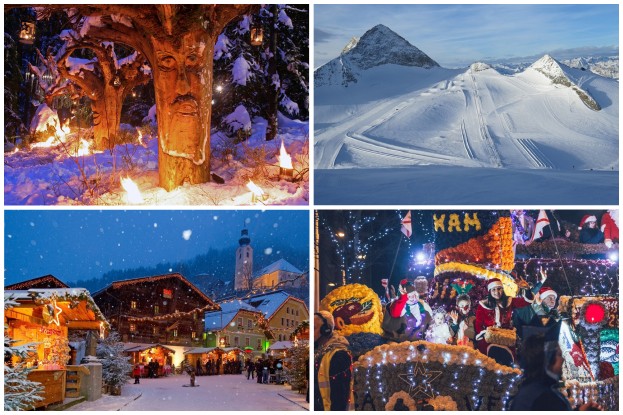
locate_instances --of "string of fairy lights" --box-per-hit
[320,210,416,284]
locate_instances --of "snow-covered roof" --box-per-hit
[123,343,176,353]
[253,259,303,278]
[5,288,108,328]
[267,340,293,351]
[204,299,260,331]
[243,290,306,320]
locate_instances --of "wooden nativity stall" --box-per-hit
[4,288,109,409]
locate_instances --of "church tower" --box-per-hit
[234,227,253,291]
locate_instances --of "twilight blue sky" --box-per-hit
[315,4,619,68]
[4,210,309,285]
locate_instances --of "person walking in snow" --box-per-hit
[133,364,141,384]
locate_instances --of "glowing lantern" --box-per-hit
[121,177,144,204]
[250,21,263,46]
[246,180,267,203]
[584,303,606,324]
[278,140,293,180]
[19,21,36,45]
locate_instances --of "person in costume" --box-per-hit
[449,294,476,347]
[426,307,452,344]
[314,310,354,411]
[474,277,539,365]
[601,210,619,248]
[513,286,561,342]
[578,215,604,244]
[384,279,432,341]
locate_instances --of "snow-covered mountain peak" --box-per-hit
[316,24,439,87]
[531,54,565,79]
[342,37,359,54]
[470,62,492,72]
[529,54,601,111]
[345,24,439,70]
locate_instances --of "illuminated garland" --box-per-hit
[127,303,220,322]
[562,377,619,411]
[353,341,521,411]
[434,262,518,297]
[319,211,406,283]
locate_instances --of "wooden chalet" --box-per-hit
[4,288,109,408]
[93,273,220,346]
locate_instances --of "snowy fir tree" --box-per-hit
[4,297,44,411]
[96,331,132,391]
[285,339,309,390]
[213,4,309,139]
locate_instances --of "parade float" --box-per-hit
[318,210,618,410]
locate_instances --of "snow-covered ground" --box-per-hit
[315,59,618,205]
[315,165,618,205]
[67,373,308,411]
[4,115,309,205]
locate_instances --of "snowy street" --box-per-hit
[67,374,309,411]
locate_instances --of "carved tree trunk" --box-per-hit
[151,30,214,190]
[91,84,124,151]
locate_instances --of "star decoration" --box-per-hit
[47,299,63,326]
[398,362,442,399]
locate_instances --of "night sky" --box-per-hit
[4,210,309,286]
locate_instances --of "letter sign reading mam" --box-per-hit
[433,213,482,233]
[163,288,173,299]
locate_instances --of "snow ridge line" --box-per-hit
[517,138,554,169]
[460,119,475,159]
[470,69,503,167]
[347,132,461,163]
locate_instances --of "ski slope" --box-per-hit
[314,63,618,204]
[315,64,618,172]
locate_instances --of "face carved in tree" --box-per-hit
[156,31,207,162]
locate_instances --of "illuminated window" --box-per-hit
[153,326,159,335]
[131,301,137,309]
[192,331,196,339]
[154,305,159,315]
[130,323,136,332]
[173,329,178,337]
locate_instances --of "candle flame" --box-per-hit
[246,180,265,197]
[31,135,60,149]
[71,139,92,157]
[121,177,144,204]
[278,140,293,169]
[137,128,144,146]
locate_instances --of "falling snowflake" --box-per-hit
[154,223,158,228]
[182,230,192,240]
[264,248,273,255]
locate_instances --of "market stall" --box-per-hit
[4,288,108,409]
[123,343,176,377]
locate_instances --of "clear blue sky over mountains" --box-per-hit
[315,4,619,68]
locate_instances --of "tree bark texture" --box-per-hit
[67,4,256,190]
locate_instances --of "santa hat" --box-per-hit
[579,215,597,229]
[487,278,503,291]
[538,286,557,301]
